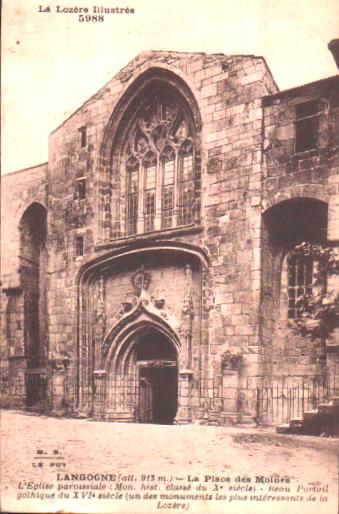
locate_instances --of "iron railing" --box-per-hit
[256,374,337,424]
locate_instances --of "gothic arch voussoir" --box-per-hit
[103,313,181,374]
[262,183,328,214]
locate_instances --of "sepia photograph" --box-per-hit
[1,0,339,513]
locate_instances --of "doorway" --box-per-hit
[139,363,178,424]
[136,331,178,424]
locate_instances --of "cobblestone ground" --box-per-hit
[1,409,338,514]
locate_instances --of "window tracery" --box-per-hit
[122,96,198,236]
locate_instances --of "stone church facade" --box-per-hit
[1,47,339,425]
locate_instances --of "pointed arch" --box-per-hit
[98,67,202,241]
[101,312,180,424]
[103,312,181,374]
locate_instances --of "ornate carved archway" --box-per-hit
[94,313,179,423]
[76,245,205,423]
[91,266,194,423]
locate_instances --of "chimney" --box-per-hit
[328,39,339,69]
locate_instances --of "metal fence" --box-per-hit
[5,368,337,425]
[256,374,337,424]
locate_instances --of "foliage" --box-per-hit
[292,242,339,340]
[292,242,339,279]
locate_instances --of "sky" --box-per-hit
[2,0,339,174]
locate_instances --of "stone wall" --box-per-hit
[1,164,47,407]
[1,51,338,424]
[1,164,47,289]
[261,76,339,378]
[44,51,278,420]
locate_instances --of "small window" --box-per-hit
[75,235,84,257]
[79,126,87,148]
[295,100,320,153]
[74,179,86,200]
[287,253,313,319]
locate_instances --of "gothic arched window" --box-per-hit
[287,252,314,319]
[122,95,199,236]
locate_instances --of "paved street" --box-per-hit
[1,409,338,514]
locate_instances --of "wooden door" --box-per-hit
[139,376,153,423]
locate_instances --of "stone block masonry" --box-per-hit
[1,50,338,426]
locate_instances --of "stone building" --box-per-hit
[1,45,338,426]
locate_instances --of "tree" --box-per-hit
[292,242,339,340]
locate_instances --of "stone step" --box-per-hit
[276,423,291,434]
[317,403,339,413]
[303,410,318,420]
[276,395,339,436]
[289,417,304,426]
[326,400,339,409]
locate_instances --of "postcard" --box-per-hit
[1,1,338,513]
